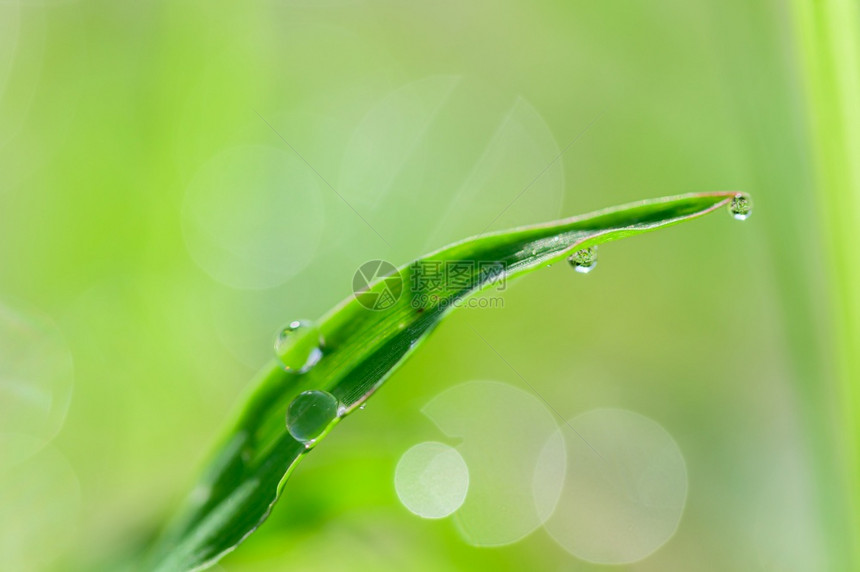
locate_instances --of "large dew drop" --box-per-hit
[567,246,598,274]
[274,320,323,373]
[729,193,752,220]
[285,390,339,445]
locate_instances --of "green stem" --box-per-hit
[791,1,860,567]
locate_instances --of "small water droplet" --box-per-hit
[285,390,339,445]
[729,193,752,220]
[359,403,367,410]
[568,246,598,274]
[274,320,323,373]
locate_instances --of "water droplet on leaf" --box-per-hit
[567,246,598,274]
[274,320,323,373]
[729,193,752,220]
[285,390,339,445]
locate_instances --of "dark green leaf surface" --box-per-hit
[149,192,739,571]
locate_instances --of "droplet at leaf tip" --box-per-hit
[728,192,753,221]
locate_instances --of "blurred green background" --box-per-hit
[1,1,855,571]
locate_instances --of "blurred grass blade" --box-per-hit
[149,191,740,571]
[792,1,860,567]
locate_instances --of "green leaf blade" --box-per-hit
[149,191,739,571]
